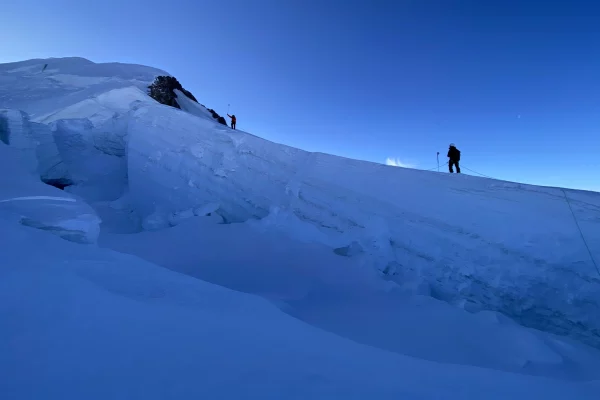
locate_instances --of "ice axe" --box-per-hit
[437,152,440,172]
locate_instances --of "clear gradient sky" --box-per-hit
[2,0,599,191]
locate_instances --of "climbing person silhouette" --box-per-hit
[227,114,236,130]
[447,143,461,173]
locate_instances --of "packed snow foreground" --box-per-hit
[1,58,599,399]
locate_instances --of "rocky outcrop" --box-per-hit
[207,108,227,126]
[147,76,198,109]
[148,76,227,126]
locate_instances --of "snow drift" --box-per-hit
[3,205,600,399]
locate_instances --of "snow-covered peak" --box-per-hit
[0,57,168,82]
[0,57,168,122]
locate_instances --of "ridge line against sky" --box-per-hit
[1,0,599,192]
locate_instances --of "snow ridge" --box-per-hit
[1,56,600,399]
[124,103,600,347]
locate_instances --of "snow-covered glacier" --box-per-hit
[1,57,600,399]
[2,56,599,346]
[126,100,600,348]
[4,201,600,399]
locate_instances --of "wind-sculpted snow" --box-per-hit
[2,56,600,398]
[2,210,599,399]
[0,108,70,185]
[100,216,600,381]
[38,86,153,126]
[127,103,600,348]
[0,142,100,243]
[50,118,128,201]
[0,58,164,123]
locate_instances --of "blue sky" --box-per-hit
[2,0,599,191]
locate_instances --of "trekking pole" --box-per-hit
[437,152,440,172]
[227,104,230,115]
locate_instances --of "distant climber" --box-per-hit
[227,114,237,130]
[447,143,461,173]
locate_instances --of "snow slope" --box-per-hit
[126,101,600,348]
[1,57,600,399]
[0,57,164,124]
[3,207,600,399]
[100,217,600,381]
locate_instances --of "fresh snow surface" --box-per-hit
[1,57,600,399]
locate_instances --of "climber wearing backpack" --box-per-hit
[447,143,461,173]
[227,114,237,130]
